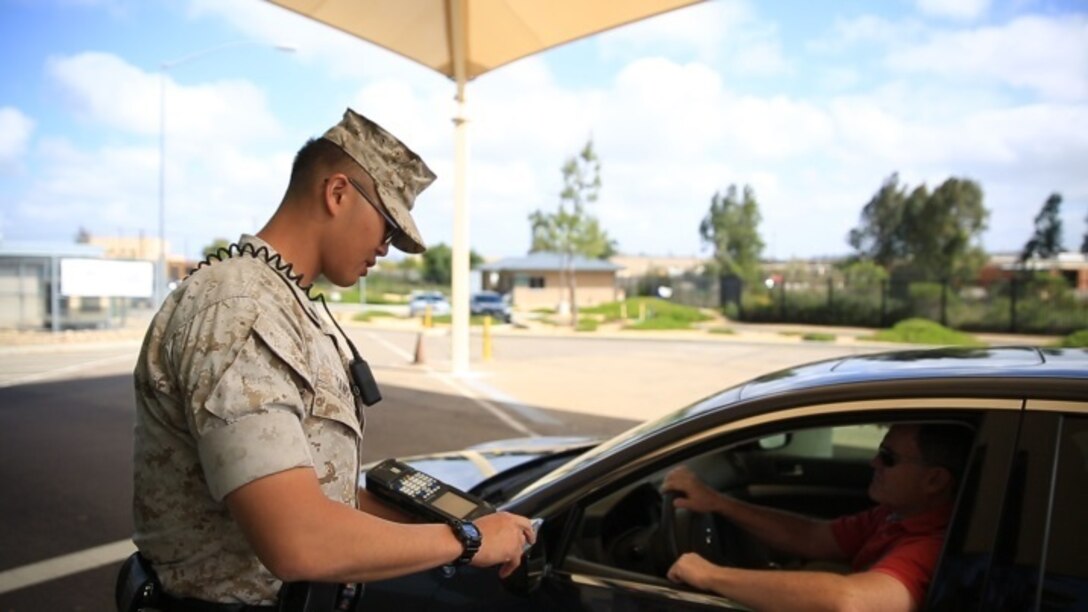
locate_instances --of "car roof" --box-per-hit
[732,346,1087,403]
[510,346,1088,507]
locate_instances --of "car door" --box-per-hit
[1033,405,1088,611]
[529,398,1023,611]
[936,399,1088,612]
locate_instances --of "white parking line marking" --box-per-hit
[0,539,135,594]
[0,353,135,389]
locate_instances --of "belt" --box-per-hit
[156,592,276,612]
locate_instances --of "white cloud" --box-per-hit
[346,46,1088,259]
[598,1,750,61]
[887,16,1088,101]
[47,52,282,143]
[13,132,292,256]
[915,0,992,21]
[812,15,927,55]
[12,0,1087,262]
[0,107,35,169]
[187,0,441,84]
[15,51,291,255]
[598,0,789,77]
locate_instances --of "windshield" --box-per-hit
[511,385,742,500]
[474,294,502,303]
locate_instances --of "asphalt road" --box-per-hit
[0,328,877,611]
[0,337,636,611]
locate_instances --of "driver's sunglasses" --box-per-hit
[876,445,925,468]
[348,177,401,246]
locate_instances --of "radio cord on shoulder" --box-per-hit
[191,243,383,406]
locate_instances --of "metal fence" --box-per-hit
[626,272,1088,335]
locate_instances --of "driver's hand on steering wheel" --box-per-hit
[667,552,719,592]
[662,467,724,514]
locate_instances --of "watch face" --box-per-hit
[461,521,481,541]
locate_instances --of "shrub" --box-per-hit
[803,332,836,342]
[623,317,693,331]
[1058,329,1088,348]
[722,302,740,321]
[865,318,983,346]
[575,317,598,332]
[584,298,712,324]
[352,310,394,322]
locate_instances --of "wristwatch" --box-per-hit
[449,520,482,566]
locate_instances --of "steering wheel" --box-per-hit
[652,491,742,574]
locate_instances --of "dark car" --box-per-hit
[360,346,1088,611]
[469,291,512,323]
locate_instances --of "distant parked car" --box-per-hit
[470,291,512,323]
[408,291,450,317]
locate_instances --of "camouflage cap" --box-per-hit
[321,108,436,254]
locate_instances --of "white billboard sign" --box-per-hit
[60,258,154,298]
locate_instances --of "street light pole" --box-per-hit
[155,41,296,307]
[156,67,167,307]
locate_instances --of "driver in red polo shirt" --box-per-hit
[663,423,973,612]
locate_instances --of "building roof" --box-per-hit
[988,251,1088,271]
[0,240,104,258]
[610,254,706,278]
[478,252,622,272]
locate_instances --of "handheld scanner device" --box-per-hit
[365,459,495,523]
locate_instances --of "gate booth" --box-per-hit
[0,241,154,331]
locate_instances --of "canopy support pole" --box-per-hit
[449,0,471,374]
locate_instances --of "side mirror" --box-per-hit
[758,433,790,450]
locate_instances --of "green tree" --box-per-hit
[848,175,989,282]
[699,184,765,286]
[910,178,988,281]
[202,238,231,258]
[1020,193,1064,263]
[528,139,616,322]
[839,259,889,288]
[847,174,911,269]
[421,243,482,286]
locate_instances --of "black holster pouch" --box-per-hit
[115,552,160,612]
[115,552,362,612]
[277,582,363,612]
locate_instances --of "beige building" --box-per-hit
[85,234,191,285]
[610,254,706,279]
[984,251,1088,295]
[478,252,623,311]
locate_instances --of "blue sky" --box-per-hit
[1,0,1086,262]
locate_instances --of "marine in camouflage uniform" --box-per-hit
[130,109,534,609]
[133,234,364,604]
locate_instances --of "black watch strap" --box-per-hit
[449,520,481,566]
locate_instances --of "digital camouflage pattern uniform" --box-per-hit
[133,234,364,605]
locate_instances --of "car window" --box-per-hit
[566,421,890,576]
[1040,414,1088,610]
[561,416,975,602]
[756,423,888,461]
